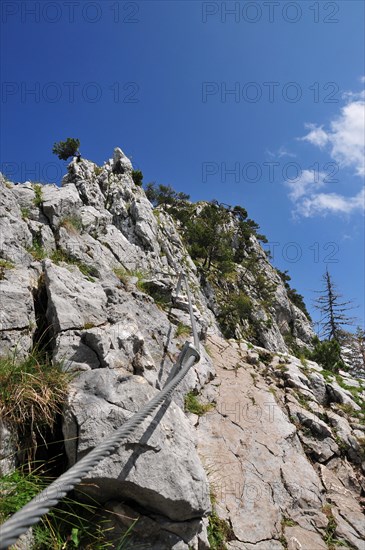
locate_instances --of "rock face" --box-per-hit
[0,151,364,549]
[195,335,365,549]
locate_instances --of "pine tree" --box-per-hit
[52,138,80,161]
[314,269,355,341]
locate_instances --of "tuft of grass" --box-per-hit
[94,165,103,176]
[137,281,170,308]
[175,322,191,338]
[27,231,47,261]
[281,516,298,528]
[184,391,215,416]
[207,509,232,550]
[0,259,15,280]
[322,504,338,549]
[33,184,44,207]
[0,467,137,549]
[0,469,44,523]
[50,249,98,281]
[113,267,129,285]
[21,207,30,219]
[59,215,83,234]
[299,355,308,367]
[0,352,70,455]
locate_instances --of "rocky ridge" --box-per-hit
[0,148,364,549]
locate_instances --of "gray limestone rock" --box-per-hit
[63,371,211,522]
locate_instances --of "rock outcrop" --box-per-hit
[0,150,363,549]
[194,335,365,549]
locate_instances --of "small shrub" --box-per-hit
[218,292,253,339]
[322,504,338,547]
[132,169,143,186]
[258,349,273,366]
[184,391,214,416]
[33,184,44,207]
[309,337,345,373]
[59,215,83,234]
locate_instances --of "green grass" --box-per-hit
[175,322,191,338]
[0,352,70,436]
[184,391,215,416]
[0,468,137,549]
[207,510,232,550]
[27,242,47,261]
[281,516,298,528]
[94,165,103,176]
[113,267,130,285]
[59,215,83,234]
[50,249,98,281]
[321,503,350,549]
[0,259,15,279]
[33,184,44,207]
[137,281,170,308]
[21,207,30,219]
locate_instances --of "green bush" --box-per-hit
[131,169,143,186]
[218,292,253,339]
[309,337,345,373]
[137,281,170,308]
[52,138,80,161]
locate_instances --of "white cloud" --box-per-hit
[299,124,329,148]
[300,99,365,176]
[296,188,364,217]
[330,101,365,176]
[286,169,327,201]
[266,146,296,159]
[289,87,365,218]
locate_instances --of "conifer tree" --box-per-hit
[52,138,81,161]
[314,269,355,341]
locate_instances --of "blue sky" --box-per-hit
[1,0,364,331]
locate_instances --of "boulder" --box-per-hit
[44,260,107,332]
[63,370,211,522]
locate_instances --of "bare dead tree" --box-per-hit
[314,268,356,341]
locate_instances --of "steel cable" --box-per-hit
[0,272,201,549]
